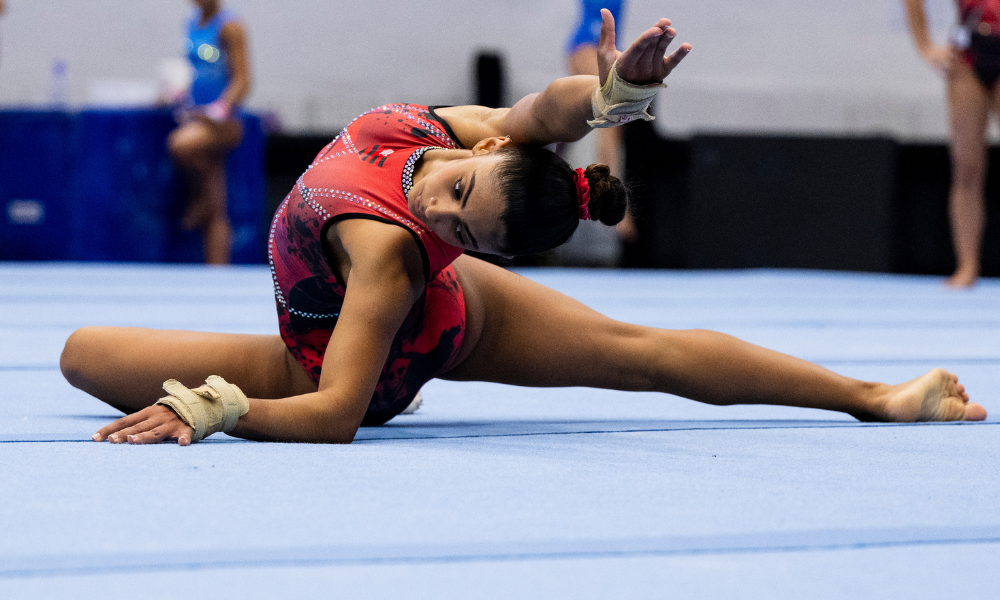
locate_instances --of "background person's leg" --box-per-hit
[201,157,233,264]
[945,61,991,287]
[167,118,243,264]
[60,327,316,415]
[445,256,984,422]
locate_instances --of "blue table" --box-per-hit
[0,109,265,264]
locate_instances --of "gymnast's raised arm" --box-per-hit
[437,10,692,148]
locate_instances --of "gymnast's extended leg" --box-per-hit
[445,255,986,422]
[60,327,316,415]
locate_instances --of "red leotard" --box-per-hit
[958,0,1000,88]
[269,104,466,425]
[958,0,1000,29]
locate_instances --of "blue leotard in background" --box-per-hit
[567,0,625,54]
[186,8,238,106]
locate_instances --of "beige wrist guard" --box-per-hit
[155,375,249,442]
[588,65,666,128]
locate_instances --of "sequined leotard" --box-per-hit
[269,104,466,425]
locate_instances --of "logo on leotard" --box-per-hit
[359,145,394,167]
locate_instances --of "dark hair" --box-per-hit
[495,145,630,256]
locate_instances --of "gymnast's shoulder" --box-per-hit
[324,217,426,293]
[432,105,513,148]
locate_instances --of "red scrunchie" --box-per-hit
[574,168,592,221]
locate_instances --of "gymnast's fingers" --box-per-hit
[106,421,154,444]
[126,420,191,445]
[635,27,664,69]
[653,26,674,60]
[597,9,619,85]
[103,406,176,443]
[661,43,693,77]
[598,9,617,54]
[644,27,676,73]
[619,23,679,84]
[94,408,154,442]
[126,427,169,445]
[177,428,192,446]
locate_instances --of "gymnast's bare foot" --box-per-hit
[879,369,986,422]
[944,267,978,289]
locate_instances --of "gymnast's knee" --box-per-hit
[168,127,210,169]
[60,327,107,389]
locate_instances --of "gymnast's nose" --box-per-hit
[424,193,458,223]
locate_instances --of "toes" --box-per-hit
[964,402,987,421]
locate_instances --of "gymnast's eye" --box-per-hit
[453,180,461,200]
[455,221,465,245]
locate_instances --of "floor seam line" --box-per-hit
[3,421,995,444]
[2,535,997,579]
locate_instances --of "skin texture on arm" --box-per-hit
[437,10,692,148]
[218,20,251,109]
[904,0,955,72]
[231,221,425,443]
[94,220,426,444]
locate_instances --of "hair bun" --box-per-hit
[583,164,628,226]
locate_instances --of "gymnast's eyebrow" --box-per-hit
[461,172,476,209]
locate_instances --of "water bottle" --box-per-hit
[48,59,69,109]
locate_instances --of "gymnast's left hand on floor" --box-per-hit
[94,404,195,446]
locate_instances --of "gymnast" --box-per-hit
[905,0,998,287]
[168,0,252,264]
[60,11,986,445]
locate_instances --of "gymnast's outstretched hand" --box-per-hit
[597,8,692,87]
[93,404,194,446]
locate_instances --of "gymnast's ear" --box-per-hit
[471,135,513,155]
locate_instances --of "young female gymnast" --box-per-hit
[61,11,986,446]
[168,0,252,264]
[905,0,998,287]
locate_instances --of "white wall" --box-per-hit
[0,0,959,138]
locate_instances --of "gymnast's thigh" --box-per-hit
[61,327,316,414]
[442,255,643,389]
[169,117,243,160]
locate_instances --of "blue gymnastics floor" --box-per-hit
[0,264,998,598]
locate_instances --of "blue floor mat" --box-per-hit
[0,264,997,598]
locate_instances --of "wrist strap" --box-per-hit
[588,65,666,128]
[156,375,249,442]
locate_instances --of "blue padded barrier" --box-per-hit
[0,111,76,260]
[0,109,265,264]
[69,110,184,263]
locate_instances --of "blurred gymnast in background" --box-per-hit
[168,0,251,264]
[906,0,997,287]
[567,0,637,243]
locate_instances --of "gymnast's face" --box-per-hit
[192,0,220,14]
[407,138,513,253]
